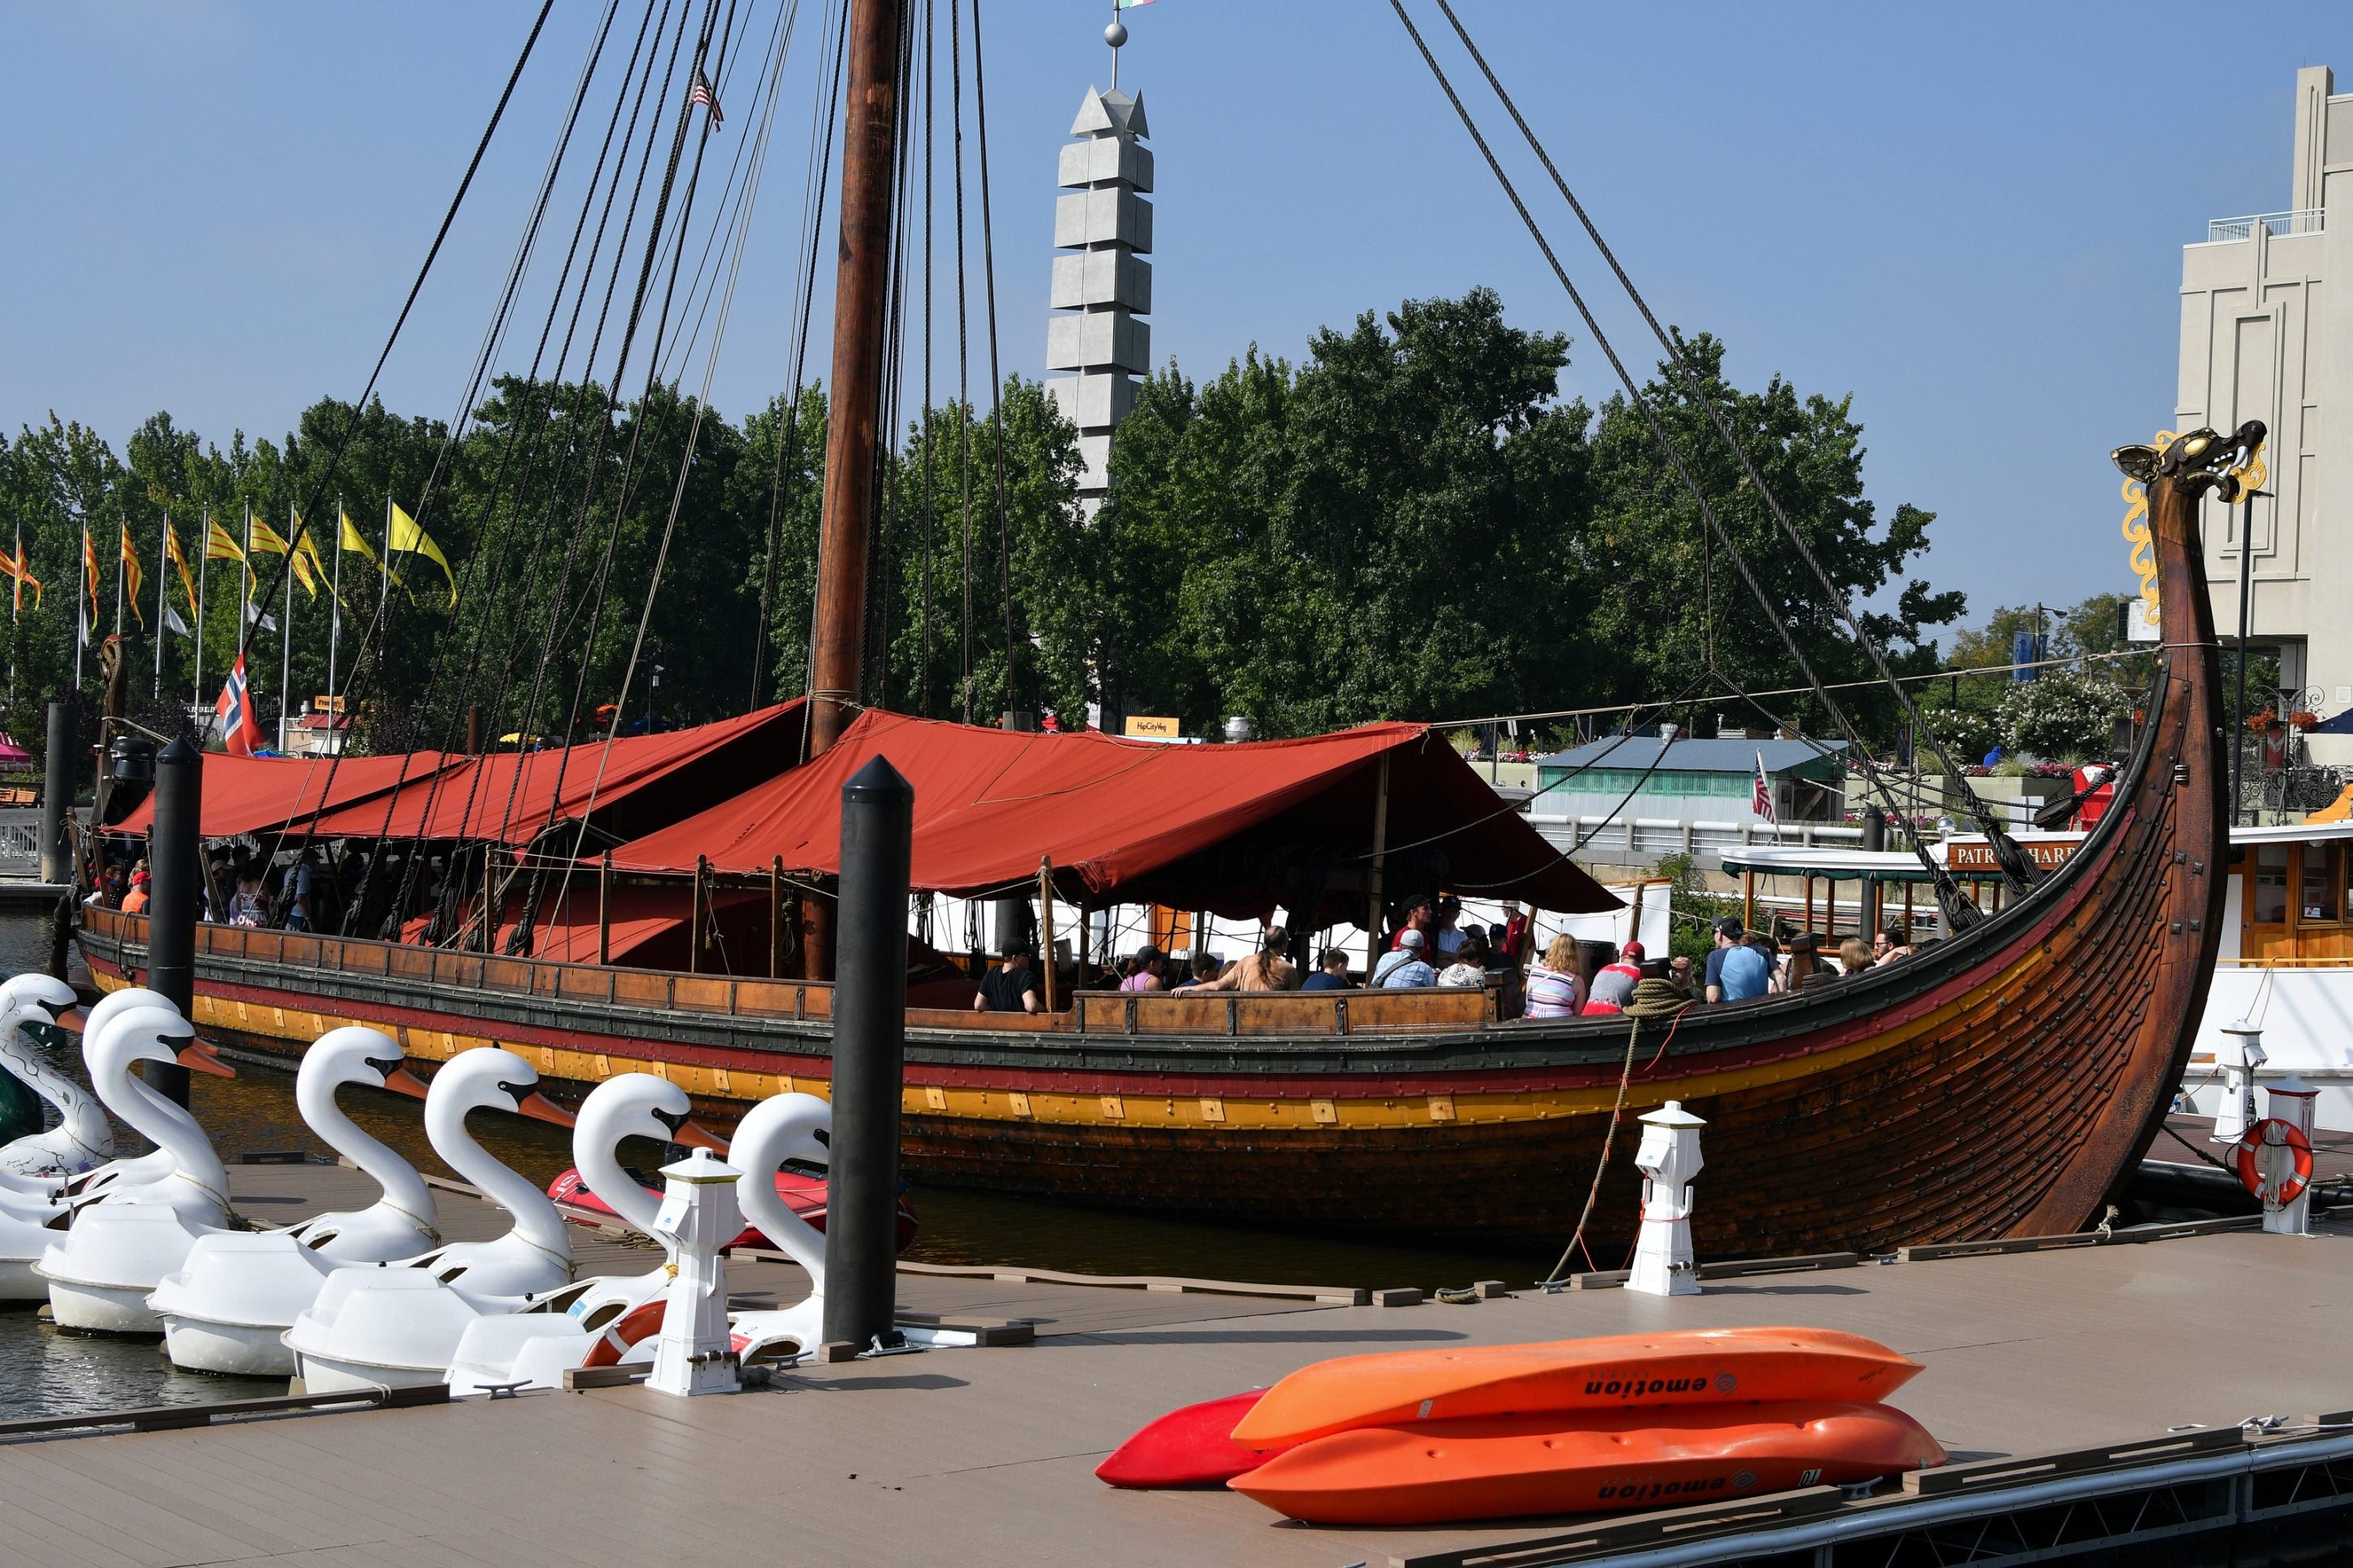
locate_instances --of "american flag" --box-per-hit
[690,67,723,130]
[1752,750,1775,823]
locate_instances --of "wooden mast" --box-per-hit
[802,0,907,978]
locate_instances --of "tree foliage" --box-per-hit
[0,286,1960,771]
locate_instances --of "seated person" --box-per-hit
[1372,929,1437,987]
[1582,940,1645,1015]
[1169,951,1224,992]
[1436,931,1491,988]
[1523,934,1586,1018]
[1120,946,1167,992]
[1301,947,1353,991]
[1186,926,1298,991]
[972,949,1041,1014]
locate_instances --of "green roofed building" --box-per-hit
[1533,735,1849,826]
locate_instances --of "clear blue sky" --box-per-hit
[5,2,2351,633]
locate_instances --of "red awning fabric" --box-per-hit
[110,752,461,840]
[292,700,807,846]
[604,710,1614,915]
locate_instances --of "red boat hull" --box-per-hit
[1096,1390,1289,1489]
[547,1166,919,1253]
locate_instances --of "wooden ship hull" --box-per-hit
[75,436,2235,1258]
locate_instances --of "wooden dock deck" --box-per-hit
[1,1166,2348,1566]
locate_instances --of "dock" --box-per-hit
[1,1165,2349,1565]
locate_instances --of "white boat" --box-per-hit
[2176,821,2353,1134]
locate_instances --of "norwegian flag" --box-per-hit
[1752,750,1775,823]
[689,67,723,129]
[215,652,265,758]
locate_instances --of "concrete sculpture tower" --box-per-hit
[1046,20,1153,519]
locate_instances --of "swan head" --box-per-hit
[90,1004,233,1080]
[0,1003,57,1067]
[301,1025,428,1098]
[575,1073,697,1165]
[81,986,179,1059]
[0,973,76,1020]
[733,1091,833,1172]
[427,1046,575,1126]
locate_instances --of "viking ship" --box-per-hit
[72,0,2249,1259]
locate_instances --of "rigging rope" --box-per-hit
[1385,0,1983,929]
[751,0,847,714]
[970,0,1016,720]
[1425,0,2027,879]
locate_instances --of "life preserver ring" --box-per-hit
[2234,1118,2313,1206]
[581,1299,668,1369]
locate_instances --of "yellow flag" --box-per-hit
[205,518,246,563]
[246,515,290,556]
[164,523,198,616]
[290,521,326,599]
[118,526,145,629]
[339,507,379,567]
[388,503,457,607]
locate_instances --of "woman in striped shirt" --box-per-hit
[1523,934,1586,1019]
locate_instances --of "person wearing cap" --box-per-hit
[120,870,152,916]
[1187,925,1299,991]
[1582,939,1645,1015]
[1388,893,1439,953]
[1120,946,1167,992]
[1373,928,1438,988]
[1706,916,1770,1003]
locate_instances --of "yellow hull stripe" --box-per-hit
[109,943,2039,1134]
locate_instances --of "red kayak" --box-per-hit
[1230,1400,1946,1526]
[1096,1390,1293,1489]
[547,1166,919,1253]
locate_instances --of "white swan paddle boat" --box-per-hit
[56,986,200,1203]
[286,1046,575,1392]
[0,973,106,1184]
[35,1004,237,1333]
[151,1026,441,1376]
[725,1092,835,1366]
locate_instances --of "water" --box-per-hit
[0,910,1548,1420]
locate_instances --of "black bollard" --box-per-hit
[821,754,913,1353]
[1861,802,1886,854]
[40,701,71,886]
[144,737,202,1108]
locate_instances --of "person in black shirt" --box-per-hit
[974,950,1042,1014]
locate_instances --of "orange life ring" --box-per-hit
[2234,1118,2313,1206]
[581,1299,667,1369]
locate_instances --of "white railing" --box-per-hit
[2205,208,2325,243]
[1527,814,1867,859]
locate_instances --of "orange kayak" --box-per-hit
[1095,1390,1291,1488]
[1230,1400,1946,1526]
[1229,1327,1921,1447]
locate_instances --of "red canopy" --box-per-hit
[295,700,807,846]
[110,752,460,840]
[605,710,1613,915]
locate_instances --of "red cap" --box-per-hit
[1621,940,1645,960]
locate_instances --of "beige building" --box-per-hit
[2178,67,2350,757]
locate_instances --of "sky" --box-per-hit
[5,2,2352,634]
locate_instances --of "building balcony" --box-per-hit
[2203,208,2325,243]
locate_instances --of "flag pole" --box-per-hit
[114,528,124,638]
[194,509,209,707]
[73,524,84,689]
[329,496,342,706]
[382,494,392,614]
[154,513,168,698]
[280,500,295,752]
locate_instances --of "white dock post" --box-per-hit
[2261,1075,2320,1237]
[2211,1025,2266,1145]
[647,1148,745,1396]
[1628,1101,1706,1297]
